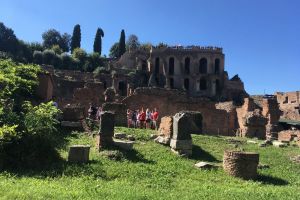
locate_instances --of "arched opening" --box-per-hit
[216,79,220,93]
[118,81,127,96]
[199,58,207,74]
[103,81,107,90]
[169,57,174,75]
[155,57,160,75]
[200,78,207,90]
[184,57,190,74]
[215,58,220,74]
[142,60,147,71]
[184,78,189,90]
[169,78,174,89]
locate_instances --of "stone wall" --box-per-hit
[236,98,268,139]
[35,73,53,101]
[122,87,234,136]
[275,91,300,121]
[102,102,127,126]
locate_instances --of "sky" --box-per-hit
[0,0,299,95]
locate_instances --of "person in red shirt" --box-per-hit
[139,108,146,129]
[152,108,159,130]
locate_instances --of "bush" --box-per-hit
[43,49,56,65]
[24,101,61,136]
[33,51,43,64]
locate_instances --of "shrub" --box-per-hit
[24,101,61,137]
[33,51,43,64]
[43,49,56,65]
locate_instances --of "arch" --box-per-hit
[200,78,207,90]
[215,58,220,74]
[169,78,174,89]
[169,57,174,75]
[155,57,160,74]
[184,57,190,74]
[118,81,127,96]
[184,78,189,90]
[199,58,207,74]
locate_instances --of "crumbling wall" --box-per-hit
[275,91,300,121]
[102,102,127,126]
[36,73,53,101]
[236,98,268,139]
[122,87,234,136]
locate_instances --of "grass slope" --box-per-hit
[0,127,300,200]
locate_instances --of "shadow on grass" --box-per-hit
[256,174,289,186]
[1,158,112,180]
[102,146,155,164]
[190,145,220,162]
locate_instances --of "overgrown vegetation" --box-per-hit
[0,59,61,170]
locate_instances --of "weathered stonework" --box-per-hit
[68,145,90,163]
[158,116,173,138]
[223,151,259,180]
[102,102,127,126]
[96,111,115,149]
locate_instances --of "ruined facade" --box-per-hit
[275,91,300,121]
[115,46,248,103]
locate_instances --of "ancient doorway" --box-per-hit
[200,78,207,90]
[184,78,189,90]
[169,57,174,75]
[184,57,190,74]
[118,81,127,96]
[215,58,220,74]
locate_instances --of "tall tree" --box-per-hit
[70,24,81,53]
[126,34,140,51]
[0,22,19,54]
[93,28,104,55]
[118,29,126,57]
[109,42,119,58]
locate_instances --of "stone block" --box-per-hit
[158,116,173,138]
[272,141,287,148]
[173,111,202,140]
[62,105,85,121]
[113,139,134,150]
[114,132,127,139]
[223,151,259,180]
[154,136,170,145]
[68,145,90,163]
[170,139,193,150]
[97,111,115,149]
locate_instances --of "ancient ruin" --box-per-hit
[68,145,90,163]
[96,111,115,149]
[35,45,298,141]
[223,151,259,180]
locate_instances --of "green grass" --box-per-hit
[0,127,300,199]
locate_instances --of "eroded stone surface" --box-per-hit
[68,145,90,163]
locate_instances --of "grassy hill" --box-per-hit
[0,127,299,200]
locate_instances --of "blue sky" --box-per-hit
[1,0,299,95]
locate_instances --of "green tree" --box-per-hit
[126,34,140,51]
[109,42,119,58]
[70,24,81,53]
[42,29,70,52]
[0,22,19,54]
[51,45,63,54]
[118,29,126,57]
[93,28,104,55]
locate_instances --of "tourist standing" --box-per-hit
[145,108,152,129]
[152,108,159,130]
[127,109,132,128]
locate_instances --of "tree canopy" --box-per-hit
[42,29,71,52]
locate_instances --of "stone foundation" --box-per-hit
[223,151,259,180]
[68,145,90,163]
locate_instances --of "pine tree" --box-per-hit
[93,28,104,55]
[118,29,126,57]
[70,24,81,53]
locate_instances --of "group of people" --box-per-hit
[127,108,159,130]
[87,103,160,130]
